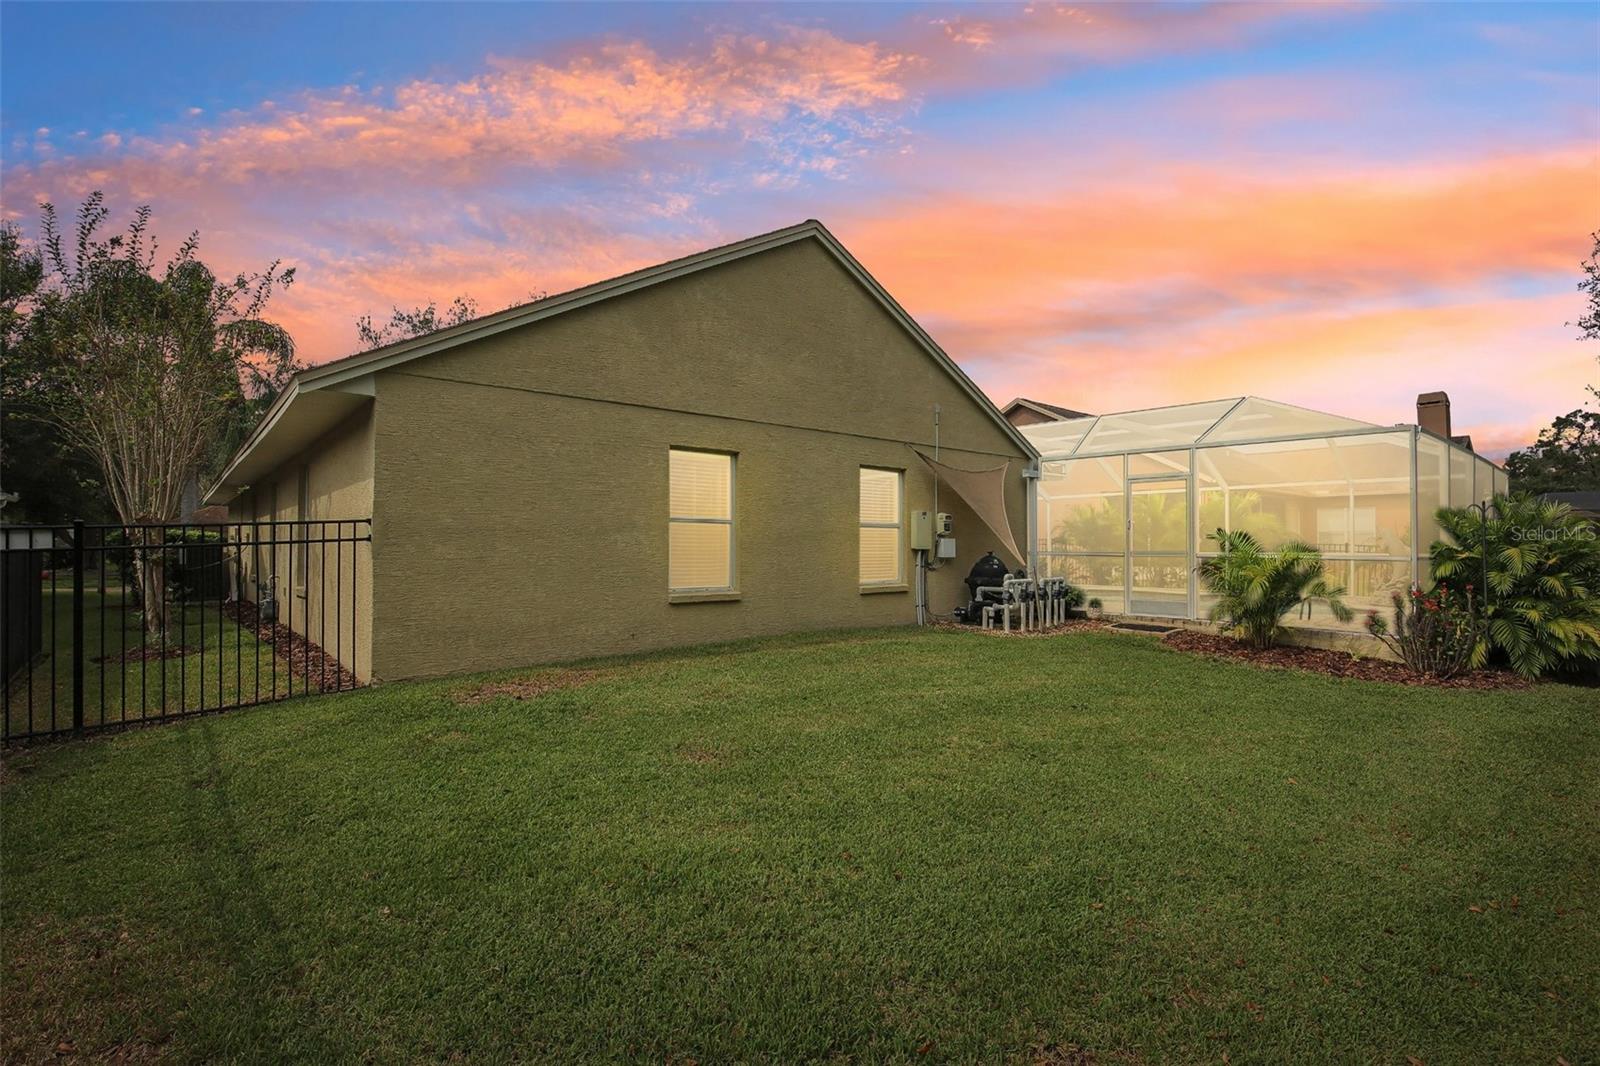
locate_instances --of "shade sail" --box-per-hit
[913,451,1026,566]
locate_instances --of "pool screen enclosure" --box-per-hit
[1021,397,1509,629]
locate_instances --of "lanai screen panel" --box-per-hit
[1195,433,1413,556]
[1474,456,1497,504]
[1036,455,1127,612]
[1075,399,1240,454]
[1040,555,1126,614]
[1028,398,1505,632]
[1449,447,1473,513]
[1128,450,1191,477]
[1038,456,1124,554]
[1202,397,1378,444]
[1025,417,1096,457]
[1416,433,1448,577]
[1195,431,1412,630]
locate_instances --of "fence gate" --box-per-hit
[0,519,372,744]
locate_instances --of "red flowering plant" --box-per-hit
[1364,580,1486,679]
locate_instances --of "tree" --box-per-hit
[356,295,480,350]
[0,221,43,342]
[1578,231,1600,343]
[1575,230,1599,400]
[1,221,112,521]
[353,289,547,351]
[1502,409,1600,494]
[9,193,297,631]
[1196,529,1351,649]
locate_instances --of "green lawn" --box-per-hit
[2,628,1596,1063]
[5,585,305,741]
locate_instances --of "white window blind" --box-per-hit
[859,467,903,585]
[669,449,734,591]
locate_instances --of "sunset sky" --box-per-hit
[4,1,1597,457]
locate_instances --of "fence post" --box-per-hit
[72,519,85,734]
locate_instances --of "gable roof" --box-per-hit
[1002,397,1092,421]
[205,219,1035,505]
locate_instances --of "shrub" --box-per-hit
[1431,494,1600,678]
[1197,530,1351,649]
[1365,581,1485,679]
[108,527,228,606]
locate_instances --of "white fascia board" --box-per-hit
[202,378,371,505]
[203,379,301,505]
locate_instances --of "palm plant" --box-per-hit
[1431,494,1600,678]
[1198,530,1352,649]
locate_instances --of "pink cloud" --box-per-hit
[967,291,1592,459]
[258,212,713,365]
[8,27,914,206]
[6,3,1350,209]
[3,3,1586,458]
[910,2,1359,89]
[825,145,1598,452]
[841,147,1597,332]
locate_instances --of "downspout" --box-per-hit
[918,404,942,625]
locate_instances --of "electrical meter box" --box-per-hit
[910,510,934,551]
[935,512,953,536]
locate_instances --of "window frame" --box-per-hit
[668,448,737,594]
[858,466,905,588]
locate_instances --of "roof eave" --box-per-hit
[205,218,1037,498]
[202,376,373,505]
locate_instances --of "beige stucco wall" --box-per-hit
[367,236,1031,680]
[228,405,375,682]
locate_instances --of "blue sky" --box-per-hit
[3,1,1596,454]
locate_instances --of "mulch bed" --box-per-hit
[93,645,196,664]
[456,668,611,706]
[1160,629,1530,690]
[224,601,360,692]
[932,615,1528,690]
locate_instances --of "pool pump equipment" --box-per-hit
[952,552,1010,625]
[952,552,1074,631]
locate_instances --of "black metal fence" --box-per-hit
[0,519,372,744]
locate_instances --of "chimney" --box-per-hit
[1416,391,1451,439]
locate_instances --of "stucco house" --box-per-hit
[205,221,1035,682]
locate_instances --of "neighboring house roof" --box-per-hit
[1002,397,1092,421]
[1542,491,1600,519]
[205,220,1037,505]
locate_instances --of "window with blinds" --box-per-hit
[669,449,735,591]
[859,467,903,586]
